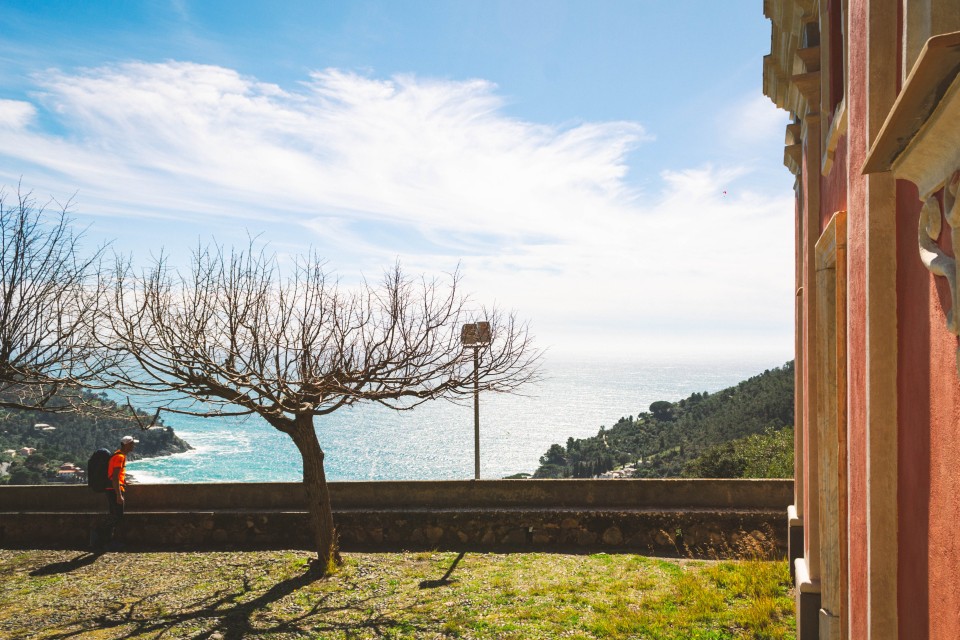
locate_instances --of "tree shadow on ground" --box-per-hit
[38,562,442,640]
[418,551,465,589]
[28,552,104,576]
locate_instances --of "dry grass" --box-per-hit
[0,549,794,639]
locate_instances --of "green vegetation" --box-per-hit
[0,549,795,639]
[534,362,794,479]
[682,427,794,479]
[0,390,190,485]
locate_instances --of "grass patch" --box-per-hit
[0,549,794,639]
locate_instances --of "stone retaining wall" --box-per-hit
[0,479,791,558]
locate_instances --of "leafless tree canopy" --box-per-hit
[111,244,540,430]
[111,242,540,571]
[0,187,112,411]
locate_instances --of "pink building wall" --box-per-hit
[896,179,930,639]
[918,188,960,638]
[769,2,960,636]
[843,2,868,636]
[896,180,960,639]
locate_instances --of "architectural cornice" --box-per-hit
[763,0,819,117]
[764,0,821,178]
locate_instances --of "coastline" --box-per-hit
[116,357,786,483]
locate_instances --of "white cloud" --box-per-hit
[0,61,794,358]
[0,99,36,129]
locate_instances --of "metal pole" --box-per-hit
[473,346,480,480]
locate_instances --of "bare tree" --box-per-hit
[0,186,115,412]
[110,243,540,572]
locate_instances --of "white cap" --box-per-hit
[121,435,139,445]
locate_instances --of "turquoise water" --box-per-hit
[126,355,786,483]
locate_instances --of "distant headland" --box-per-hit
[0,390,191,485]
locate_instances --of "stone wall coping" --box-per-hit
[0,479,793,513]
[0,507,784,517]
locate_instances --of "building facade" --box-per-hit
[763,1,960,638]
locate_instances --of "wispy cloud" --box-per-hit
[720,91,789,149]
[0,61,793,357]
[169,0,191,22]
[0,99,36,128]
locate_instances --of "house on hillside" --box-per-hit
[56,463,83,483]
[763,2,960,639]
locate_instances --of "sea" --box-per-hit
[126,354,787,484]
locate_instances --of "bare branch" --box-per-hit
[110,242,541,423]
[0,184,120,413]
[108,238,541,570]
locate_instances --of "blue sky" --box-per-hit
[0,1,794,359]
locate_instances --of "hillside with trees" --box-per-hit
[0,390,191,485]
[533,361,794,479]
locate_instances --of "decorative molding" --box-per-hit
[793,71,821,106]
[783,121,803,175]
[821,98,847,176]
[786,122,802,145]
[863,31,960,376]
[814,210,846,640]
[785,142,803,175]
[796,45,821,73]
[794,556,822,594]
[763,0,819,117]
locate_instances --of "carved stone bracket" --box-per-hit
[918,172,960,371]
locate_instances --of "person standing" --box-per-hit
[100,435,137,549]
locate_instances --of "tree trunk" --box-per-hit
[290,413,340,573]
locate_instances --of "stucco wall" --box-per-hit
[845,1,869,636]
[0,480,792,558]
[897,179,931,639]
[916,188,960,640]
[895,168,960,640]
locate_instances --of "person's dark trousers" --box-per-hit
[91,490,124,549]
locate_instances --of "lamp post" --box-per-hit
[461,321,491,480]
